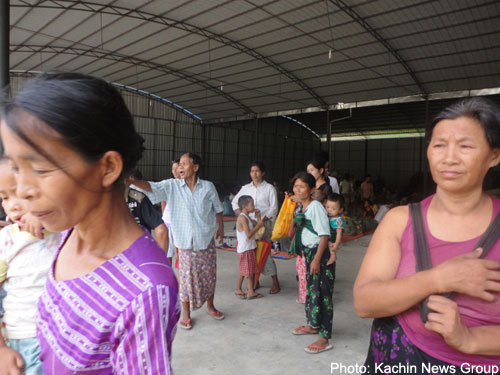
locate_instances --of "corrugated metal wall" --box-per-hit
[205,117,321,188]
[331,137,425,191]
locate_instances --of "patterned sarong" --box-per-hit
[178,242,216,311]
[296,255,307,303]
[238,249,258,277]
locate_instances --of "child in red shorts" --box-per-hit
[235,196,264,300]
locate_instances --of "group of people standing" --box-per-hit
[0,72,499,374]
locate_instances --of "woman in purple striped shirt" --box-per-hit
[0,73,180,375]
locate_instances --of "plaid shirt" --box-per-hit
[146,178,222,251]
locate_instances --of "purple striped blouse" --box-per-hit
[36,231,180,374]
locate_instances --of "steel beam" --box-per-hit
[329,0,427,96]
[12,0,327,107]
[0,0,9,92]
[13,44,253,116]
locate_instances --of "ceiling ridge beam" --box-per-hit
[12,0,327,107]
[329,0,427,97]
[12,44,254,116]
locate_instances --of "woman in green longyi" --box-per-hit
[290,172,335,354]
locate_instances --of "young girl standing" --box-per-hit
[0,73,179,374]
[290,172,334,354]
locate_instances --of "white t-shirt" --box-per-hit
[0,224,60,339]
[301,200,330,248]
[328,176,340,194]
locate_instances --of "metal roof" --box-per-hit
[8,0,500,132]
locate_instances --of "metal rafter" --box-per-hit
[113,0,497,100]
[11,0,327,107]
[329,0,427,97]
[12,44,254,116]
[9,70,202,122]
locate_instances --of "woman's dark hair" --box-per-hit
[290,171,316,190]
[427,97,500,148]
[250,161,266,173]
[0,72,144,184]
[307,157,327,175]
[171,158,180,165]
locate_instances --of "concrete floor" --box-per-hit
[171,235,374,375]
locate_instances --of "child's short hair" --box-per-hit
[326,193,344,209]
[238,195,253,209]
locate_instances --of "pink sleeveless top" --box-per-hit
[396,195,500,366]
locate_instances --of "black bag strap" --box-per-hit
[475,211,500,256]
[409,202,500,322]
[409,203,435,322]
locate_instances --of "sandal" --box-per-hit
[207,309,225,320]
[235,292,246,299]
[304,344,333,354]
[292,326,318,335]
[179,319,192,330]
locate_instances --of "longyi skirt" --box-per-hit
[178,243,217,311]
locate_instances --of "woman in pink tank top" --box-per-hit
[354,97,500,373]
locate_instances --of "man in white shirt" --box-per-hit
[231,162,281,294]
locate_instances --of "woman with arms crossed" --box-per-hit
[354,98,500,371]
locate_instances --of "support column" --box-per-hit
[326,108,331,164]
[254,117,259,161]
[200,121,206,179]
[201,121,206,162]
[235,127,240,180]
[0,0,9,92]
[364,139,368,178]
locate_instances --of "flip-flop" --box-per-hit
[269,287,281,294]
[246,293,264,300]
[292,326,318,335]
[234,292,246,299]
[304,344,333,354]
[179,319,192,330]
[234,291,245,296]
[207,309,225,320]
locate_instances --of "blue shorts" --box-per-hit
[0,287,5,317]
[7,338,43,375]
